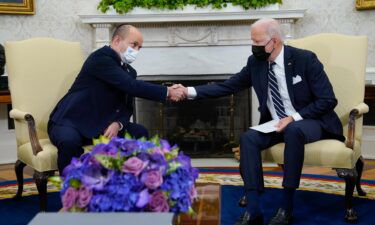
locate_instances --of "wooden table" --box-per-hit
[0,90,11,104]
[179,183,221,225]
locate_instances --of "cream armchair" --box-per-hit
[233,33,368,223]
[5,38,84,211]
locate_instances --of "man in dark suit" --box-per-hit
[176,19,344,225]
[48,25,185,174]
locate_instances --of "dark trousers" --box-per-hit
[240,119,327,191]
[48,121,149,175]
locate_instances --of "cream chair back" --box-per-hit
[287,34,368,142]
[5,38,84,145]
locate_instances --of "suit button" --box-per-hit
[116,109,120,113]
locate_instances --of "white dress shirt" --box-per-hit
[267,46,302,121]
[187,46,303,122]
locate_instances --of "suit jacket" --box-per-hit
[195,45,345,141]
[50,46,167,138]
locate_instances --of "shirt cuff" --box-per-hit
[291,113,303,121]
[187,87,197,100]
[117,121,124,131]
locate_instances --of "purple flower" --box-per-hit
[81,165,109,191]
[59,137,198,213]
[89,194,112,212]
[176,154,191,168]
[139,141,156,151]
[152,147,165,155]
[142,170,163,190]
[172,192,191,213]
[62,187,78,209]
[120,140,140,156]
[62,158,82,178]
[136,189,150,208]
[122,157,147,176]
[148,191,169,212]
[77,186,93,208]
[160,139,171,153]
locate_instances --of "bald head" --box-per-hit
[110,24,143,60]
[112,24,142,41]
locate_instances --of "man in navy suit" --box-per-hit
[177,19,344,225]
[48,25,185,174]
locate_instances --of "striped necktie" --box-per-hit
[268,62,287,119]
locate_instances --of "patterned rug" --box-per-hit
[198,168,375,200]
[1,168,375,200]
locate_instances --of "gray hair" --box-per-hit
[251,19,285,42]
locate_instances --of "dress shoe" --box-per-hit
[233,211,264,225]
[268,208,292,225]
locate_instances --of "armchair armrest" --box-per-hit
[9,109,31,120]
[346,103,369,149]
[9,109,43,155]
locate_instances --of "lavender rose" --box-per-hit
[77,186,93,208]
[62,187,78,209]
[148,191,169,212]
[122,157,147,176]
[142,170,163,190]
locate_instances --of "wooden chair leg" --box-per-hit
[278,164,284,170]
[355,157,366,196]
[336,168,358,224]
[33,170,54,212]
[13,160,26,200]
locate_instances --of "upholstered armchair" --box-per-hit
[233,33,368,223]
[5,38,84,211]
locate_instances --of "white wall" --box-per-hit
[0,105,16,164]
[1,0,374,66]
[1,0,375,163]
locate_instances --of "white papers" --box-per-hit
[250,119,279,133]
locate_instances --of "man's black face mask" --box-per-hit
[252,39,274,61]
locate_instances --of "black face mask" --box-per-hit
[252,39,273,61]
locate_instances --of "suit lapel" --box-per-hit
[284,46,295,105]
[259,61,269,106]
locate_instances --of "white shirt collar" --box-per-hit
[272,45,284,69]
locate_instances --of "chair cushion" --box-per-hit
[18,139,93,172]
[18,139,58,172]
[262,139,361,169]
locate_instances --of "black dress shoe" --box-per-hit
[234,211,264,225]
[268,208,292,225]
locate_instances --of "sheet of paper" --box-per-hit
[250,119,279,133]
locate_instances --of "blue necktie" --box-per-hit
[268,62,287,119]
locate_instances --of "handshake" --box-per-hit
[167,84,188,102]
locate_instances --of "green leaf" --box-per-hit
[97,0,282,14]
[92,136,110,145]
[69,179,81,189]
[166,161,181,174]
[150,135,160,146]
[95,155,115,169]
[49,176,63,190]
[124,132,133,139]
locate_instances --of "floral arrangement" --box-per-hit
[52,135,199,213]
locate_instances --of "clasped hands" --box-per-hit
[167,84,188,102]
